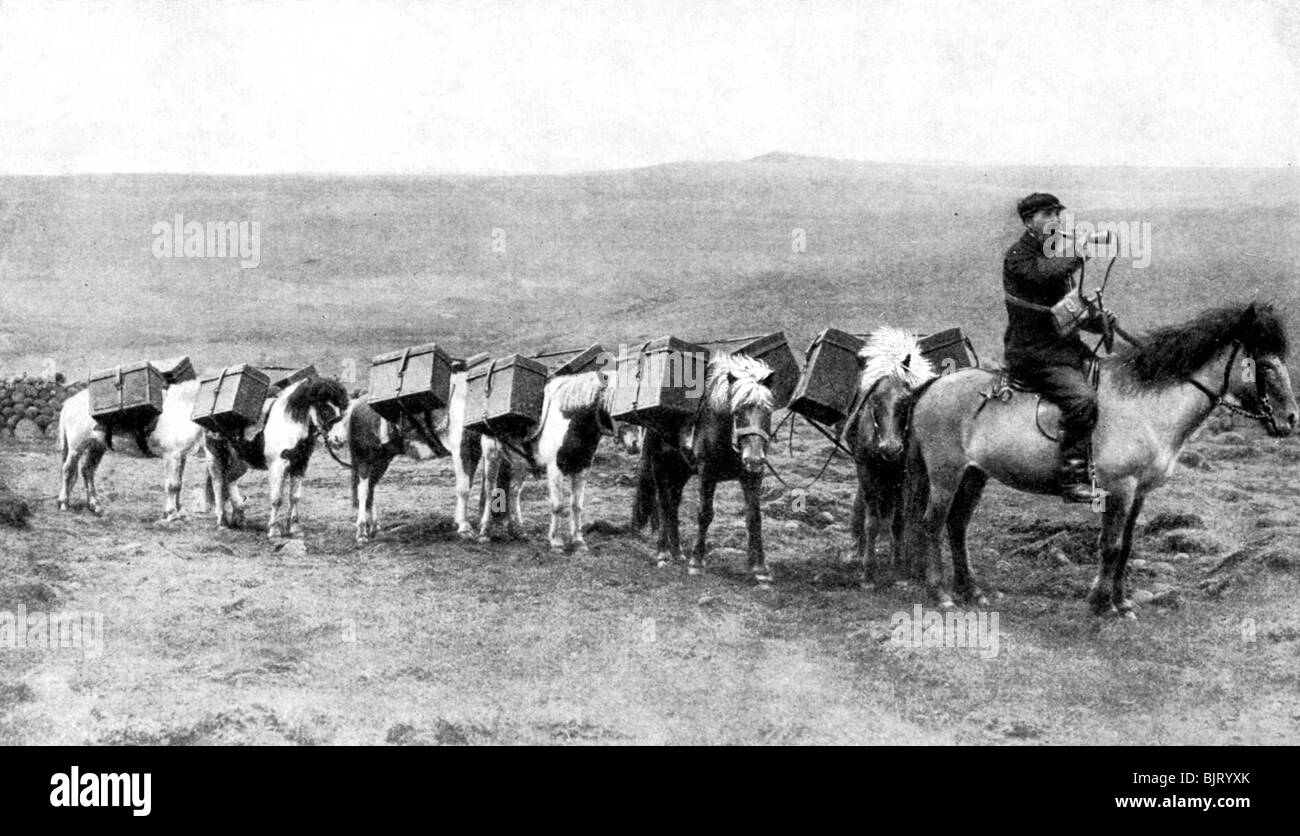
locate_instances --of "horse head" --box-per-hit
[720,354,776,473]
[613,421,643,455]
[1233,302,1296,437]
[863,375,915,462]
[286,377,351,438]
[857,329,937,463]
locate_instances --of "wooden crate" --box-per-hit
[154,355,195,384]
[191,365,270,433]
[549,344,608,378]
[88,361,166,424]
[367,344,453,423]
[270,365,318,392]
[728,332,800,410]
[464,353,549,437]
[608,336,711,427]
[918,328,977,375]
[788,328,865,425]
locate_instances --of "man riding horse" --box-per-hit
[1002,192,1110,502]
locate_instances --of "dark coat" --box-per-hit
[1002,229,1089,369]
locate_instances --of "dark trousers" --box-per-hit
[1010,361,1098,454]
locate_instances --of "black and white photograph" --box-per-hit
[0,0,1296,789]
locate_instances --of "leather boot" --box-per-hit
[1058,429,1094,504]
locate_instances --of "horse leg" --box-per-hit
[947,468,991,606]
[162,452,186,521]
[453,441,478,540]
[741,473,770,584]
[266,458,289,540]
[79,445,106,516]
[365,460,391,540]
[1088,479,1138,617]
[919,465,962,610]
[689,475,716,576]
[848,479,867,565]
[58,443,82,512]
[507,458,526,540]
[353,465,373,543]
[545,463,566,551]
[652,458,684,567]
[288,474,305,537]
[570,470,589,553]
[476,442,501,543]
[207,440,229,528]
[1115,494,1146,617]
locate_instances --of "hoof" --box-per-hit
[549,543,566,554]
[975,594,991,608]
[754,572,774,585]
[356,534,371,545]
[89,505,103,517]
[573,541,590,554]
[687,565,704,577]
[936,597,956,611]
[476,534,491,544]
[654,552,671,568]
[457,528,476,541]
[58,501,69,512]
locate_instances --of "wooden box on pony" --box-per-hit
[548,343,608,378]
[191,365,271,433]
[88,361,166,424]
[728,332,800,409]
[608,336,710,428]
[917,328,978,376]
[464,353,549,437]
[367,343,454,423]
[788,327,865,425]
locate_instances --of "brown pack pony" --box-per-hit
[844,328,936,586]
[633,353,778,583]
[901,302,1296,617]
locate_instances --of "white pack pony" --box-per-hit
[57,379,235,520]
[325,371,513,544]
[476,368,625,551]
[205,377,350,539]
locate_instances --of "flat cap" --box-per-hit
[1016,192,1065,220]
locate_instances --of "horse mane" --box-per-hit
[706,352,775,415]
[1110,302,1289,387]
[285,377,350,425]
[547,370,611,416]
[857,327,936,394]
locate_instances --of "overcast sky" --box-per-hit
[1,0,1296,174]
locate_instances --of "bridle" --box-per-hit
[1185,340,1275,424]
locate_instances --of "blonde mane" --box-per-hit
[857,327,935,394]
[546,369,613,416]
[706,352,775,414]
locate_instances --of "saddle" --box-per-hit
[978,359,1100,443]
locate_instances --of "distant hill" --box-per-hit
[1,158,1296,380]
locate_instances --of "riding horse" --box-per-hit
[475,369,624,550]
[844,328,936,585]
[206,376,350,539]
[57,379,229,520]
[900,302,1296,616]
[326,371,512,544]
[634,353,778,582]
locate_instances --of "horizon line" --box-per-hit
[0,154,1296,179]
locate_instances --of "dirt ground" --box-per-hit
[1,409,1298,745]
